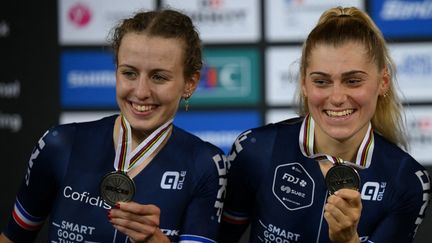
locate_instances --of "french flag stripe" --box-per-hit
[12,200,44,230]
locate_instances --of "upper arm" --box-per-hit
[179,148,228,242]
[369,166,431,242]
[2,126,74,242]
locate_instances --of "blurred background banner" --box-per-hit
[1,0,432,242]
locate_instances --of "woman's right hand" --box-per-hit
[108,201,169,243]
[324,188,362,243]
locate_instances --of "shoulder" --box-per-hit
[172,126,224,155]
[373,134,426,173]
[372,134,430,202]
[46,115,116,143]
[231,116,303,152]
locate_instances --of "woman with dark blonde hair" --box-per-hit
[220,6,430,243]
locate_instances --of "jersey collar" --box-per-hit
[298,114,374,169]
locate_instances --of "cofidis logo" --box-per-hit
[61,51,116,108]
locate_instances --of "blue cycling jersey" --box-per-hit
[220,117,431,243]
[3,115,227,243]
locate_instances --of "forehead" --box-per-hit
[118,33,185,68]
[307,42,376,71]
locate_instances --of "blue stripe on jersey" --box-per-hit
[179,234,215,243]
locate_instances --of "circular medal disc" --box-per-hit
[100,171,135,206]
[325,164,360,195]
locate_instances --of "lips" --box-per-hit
[325,109,354,117]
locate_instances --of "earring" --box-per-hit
[184,92,192,111]
[383,91,388,98]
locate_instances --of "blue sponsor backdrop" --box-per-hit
[61,51,116,108]
[369,0,432,39]
[174,111,261,153]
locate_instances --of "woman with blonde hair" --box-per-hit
[220,6,430,243]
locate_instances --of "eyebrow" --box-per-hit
[309,70,368,78]
[117,64,136,69]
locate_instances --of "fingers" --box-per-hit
[111,202,160,224]
[325,189,362,223]
[324,189,362,243]
[327,189,362,215]
[108,202,161,242]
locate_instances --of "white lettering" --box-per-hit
[227,130,252,164]
[0,111,22,132]
[0,80,20,98]
[361,182,380,201]
[68,70,115,88]
[381,1,432,20]
[63,186,111,209]
[414,170,431,233]
[25,133,47,185]
[161,171,180,189]
[160,229,179,236]
[212,154,228,222]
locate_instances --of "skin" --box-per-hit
[302,42,389,243]
[111,33,199,243]
[0,234,12,243]
[116,32,199,145]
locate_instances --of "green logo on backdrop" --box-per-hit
[192,48,260,106]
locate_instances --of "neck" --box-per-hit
[314,127,365,163]
[113,116,150,151]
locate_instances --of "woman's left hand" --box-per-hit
[324,188,362,243]
[108,201,169,243]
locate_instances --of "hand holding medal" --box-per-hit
[100,115,172,206]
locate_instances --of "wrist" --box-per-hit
[146,228,169,243]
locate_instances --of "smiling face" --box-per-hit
[116,33,198,138]
[302,42,388,145]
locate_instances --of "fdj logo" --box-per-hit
[161,171,186,190]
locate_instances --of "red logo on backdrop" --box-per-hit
[418,117,432,132]
[68,3,92,28]
[200,0,223,9]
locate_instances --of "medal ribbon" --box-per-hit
[114,115,173,172]
[299,114,374,169]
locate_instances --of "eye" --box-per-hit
[312,78,330,86]
[151,73,169,83]
[121,70,137,80]
[345,78,362,86]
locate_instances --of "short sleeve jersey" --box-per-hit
[221,117,431,243]
[3,115,228,243]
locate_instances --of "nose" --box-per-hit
[135,76,151,99]
[329,83,347,106]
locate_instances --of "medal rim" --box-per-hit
[100,171,136,206]
[325,164,360,195]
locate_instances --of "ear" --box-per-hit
[183,71,200,98]
[301,78,308,98]
[379,68,390,96]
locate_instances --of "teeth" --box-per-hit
[132,103,154,112]
[326,109,353,117]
